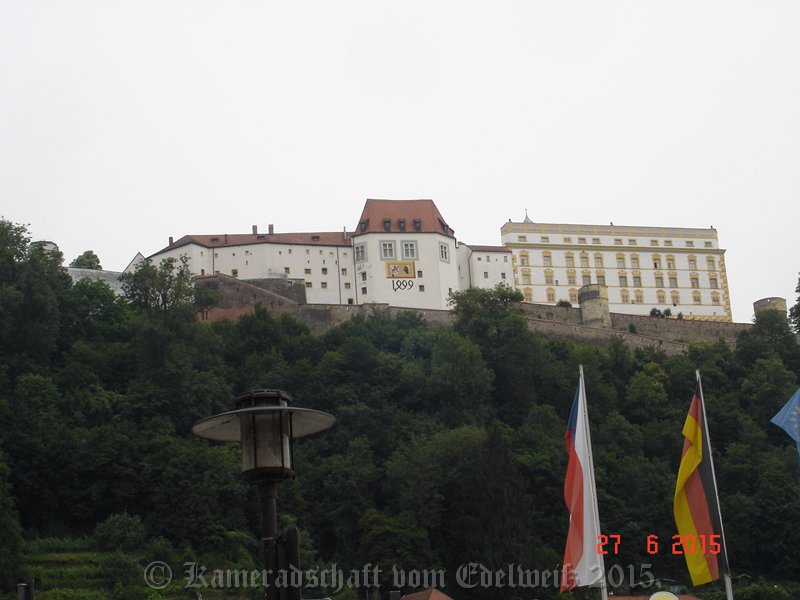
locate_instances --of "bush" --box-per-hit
[93,513,146,552]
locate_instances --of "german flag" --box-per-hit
[673,388,729,586]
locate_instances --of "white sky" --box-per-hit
[1,0,798,322]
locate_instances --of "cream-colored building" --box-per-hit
[500,216,732,321]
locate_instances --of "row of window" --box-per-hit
[355,241,451,263]
[523,252,717,271]
[476,255,510,263]
[517,271,719,289]
[520,287,723,306]
[213,248,349,259]
[375,218,423,233]
[518,235,713,248]
[358,284,428,295]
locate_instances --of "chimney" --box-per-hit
[169,236,173,245]
[268,224,274,235]
[252,225,258,235]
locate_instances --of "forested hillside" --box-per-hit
[1,219,799,600]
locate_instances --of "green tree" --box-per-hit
[119,255,195,314]
[0,448,23,588]
[427,329,493,424]
[70,249,102,269]
[93,512,147,551]
[790,273,800,333]
[449,283,524,341]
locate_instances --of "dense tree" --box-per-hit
[119,255,195,315]
[69,249,102,270]
[0,448,22,588]
[790,274,800,333]
[1,220,800,598]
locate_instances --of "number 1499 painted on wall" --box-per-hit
[597,534,722,555]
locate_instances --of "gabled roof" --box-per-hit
[355,199,455,238]
[401,588,455,600]
[611,596,700,600]
[152,231,353,256]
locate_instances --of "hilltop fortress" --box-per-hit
[70,199,790,354]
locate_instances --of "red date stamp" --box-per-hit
[597,534,721,556]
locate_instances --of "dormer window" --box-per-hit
[359,221,368,233]
[383,219,391,232]
[414,219,422,232]
[398,219,406,231]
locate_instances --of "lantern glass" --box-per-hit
[241,411,292,472]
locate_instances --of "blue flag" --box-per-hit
[771,387,800,461]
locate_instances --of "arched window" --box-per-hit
[711,292,720,305]
[671,290,680,305]
[523,288,533,302]
[693,291,702,304]
[657,290,666,304]
[546,288,556,303]
[634,290,644,303]
[620,289,630,303]
[569,288,578,303]
[544,269,555,285]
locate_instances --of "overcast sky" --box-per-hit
[1,0,798,322]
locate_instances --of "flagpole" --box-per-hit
[696,370,734,600]
[580,365,608,600]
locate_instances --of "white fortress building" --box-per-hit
[147,199,732,321]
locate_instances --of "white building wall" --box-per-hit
[456,245,512,290]
[149,241,358,305]
[352,233,459,310]
[148,243,212,274]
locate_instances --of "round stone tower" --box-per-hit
[578,284,611,328]
[753,297,787,315]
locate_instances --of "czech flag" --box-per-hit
[673,383,730,586]
[561,367,605,592]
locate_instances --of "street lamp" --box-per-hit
[193,389,336,600]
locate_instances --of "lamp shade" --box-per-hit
[191,390,335,479]
[192,406,337,442]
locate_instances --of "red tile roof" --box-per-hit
[153,231,353,256]
[401,589,455,600]
[611,596,700,600]
[355,199,455,237]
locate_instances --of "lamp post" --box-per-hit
[193,389,335,600]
